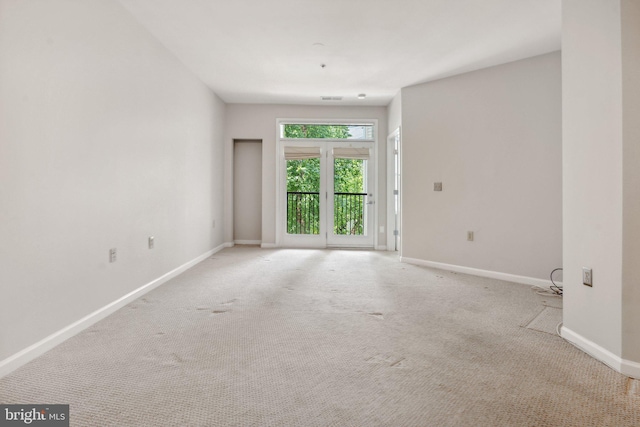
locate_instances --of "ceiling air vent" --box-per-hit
[321,96,343,101]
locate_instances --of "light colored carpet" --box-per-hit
[523,306,563,335]
[1,247,639,426]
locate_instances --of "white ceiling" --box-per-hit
[118,0,561,106]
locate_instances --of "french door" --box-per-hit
[281,141,374,248]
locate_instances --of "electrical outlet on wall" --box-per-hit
[434,182,443,191]
[109,248,117,263]
[467,231,474,241]
[148,236,154,249]
[582,267,593,287]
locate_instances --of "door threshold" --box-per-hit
[326,245,374,250]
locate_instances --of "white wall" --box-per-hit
[0,0,226,363]
[562,0,624,363]
[225,104,388,248]
[401,52,562,280]
[621,0,640,364]
[563,0,640,373]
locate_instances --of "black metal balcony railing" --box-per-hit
[287,192,320,235]
[334,192,366,235]
[286,192,367,236]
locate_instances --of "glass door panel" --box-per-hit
[286,158,320,235]
[327,145,374,247]
[333,158,366,236]
[282,147,326,248]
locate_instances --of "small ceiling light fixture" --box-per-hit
[358,93,366,100]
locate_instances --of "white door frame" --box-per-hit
[387,127,401,253]
[279,142,327,249]
[275,119,378,249]
[326,141,375,248]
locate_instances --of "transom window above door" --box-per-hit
[280,123,374,141]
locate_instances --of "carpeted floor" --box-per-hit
[1,246,639,426]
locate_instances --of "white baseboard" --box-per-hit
[0,243,227,379]
[224,242,235,248]
[234,240,261,245]
[561,326,640,379]
[261,243,278,249]
[400,257,552,288]
[375,245,387,251]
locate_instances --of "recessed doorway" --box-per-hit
[233,139,262,245]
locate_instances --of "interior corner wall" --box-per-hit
[0,0,226,362]
[387,93,402,135]
[224,104,388,248]
[400,52,562,280]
